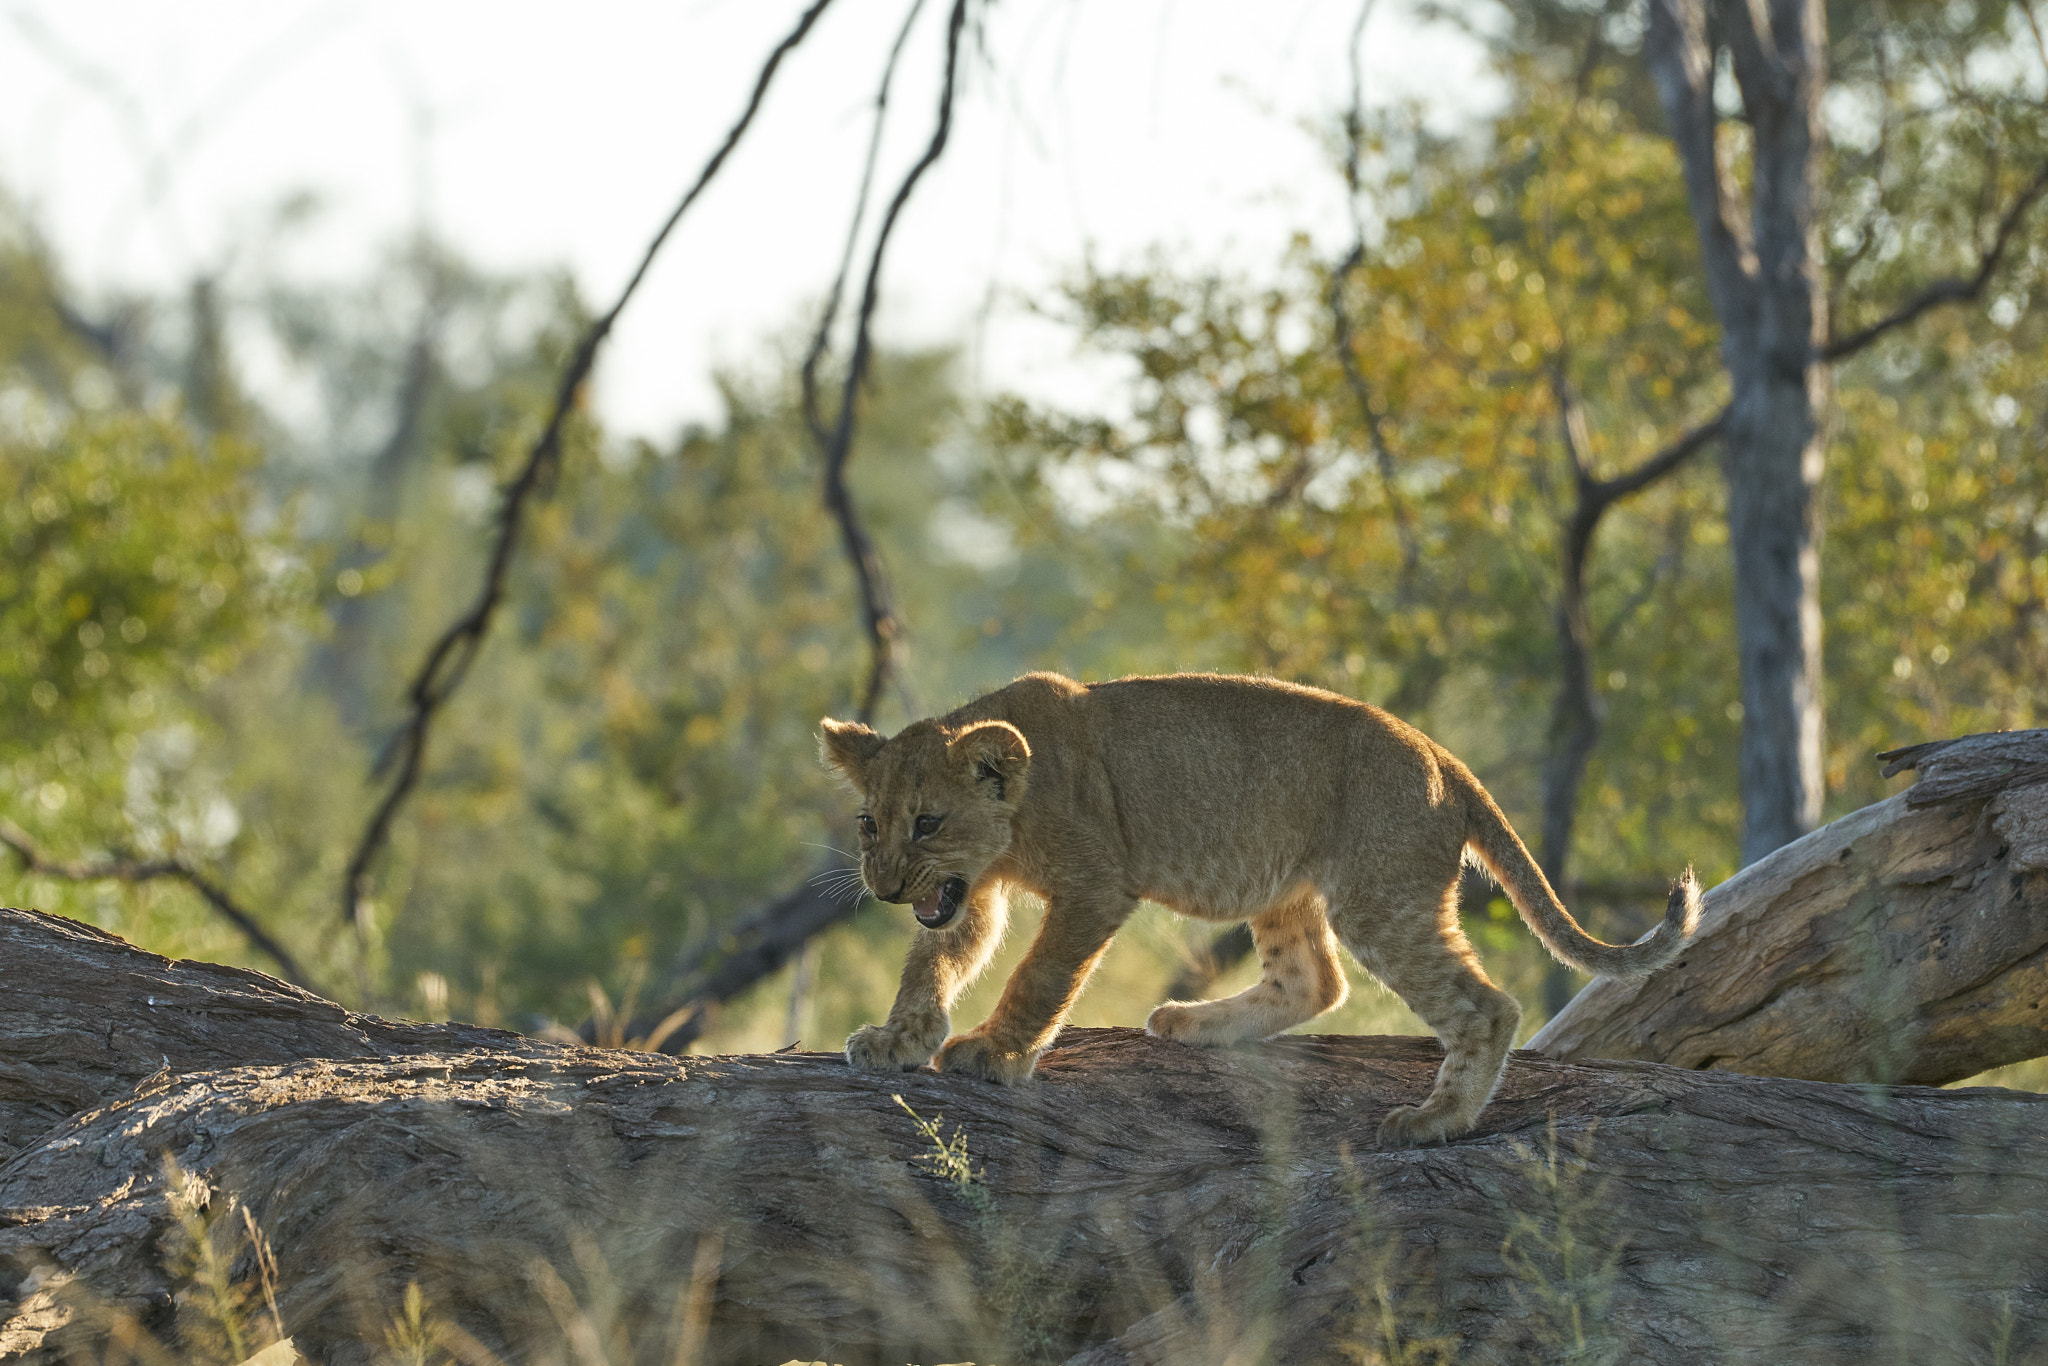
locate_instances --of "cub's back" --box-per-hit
[1069,673,1449,870]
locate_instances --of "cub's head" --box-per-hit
[817,716,1031,930]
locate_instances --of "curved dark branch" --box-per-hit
[607,0,974,1050]
[338,0,839,933]
[820,0,971,725]
[1587,404,1727,507]
[1823,158,2048,361]
[623,858,865,1054]
[1323,0,1420,588]
[800,0,930,451]
[0,819,310,988]
[1537,378,1723,1010]
[1328,250,1421,587]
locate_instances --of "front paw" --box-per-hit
[935,1031,1039,1085]
[845,1017,945,1073]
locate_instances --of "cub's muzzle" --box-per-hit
[914,876,969,929]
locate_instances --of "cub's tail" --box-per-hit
[1452,763,1701,978]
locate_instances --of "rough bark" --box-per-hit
[3,907,2048,1365]
[1646,0,1830,865]
[1531,729,2048,1084]
[0,908,541,1162]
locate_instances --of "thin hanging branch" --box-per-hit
[0,819,310,988]
[337,0,839,934]
[1324,0,1421,587]
[1530,375,1723,1012]
[819,0,971,726]
[602,1,976,1050]
[801,0,931,452]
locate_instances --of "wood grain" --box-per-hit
[1530,730,2048,1085]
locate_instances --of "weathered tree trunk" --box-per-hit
[1646,0,1830,865]
[0,909,543,1162]
[1532,730,2048,1083]
[4,905,2048,1366]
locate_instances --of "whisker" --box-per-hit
[809,866,872,907]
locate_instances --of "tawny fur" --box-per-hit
[820,671,1701,1147]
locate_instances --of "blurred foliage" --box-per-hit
[989,70,1743,916]
[987,10,2048,946]
[0,2,2043,1064]
[0,186,1185,1027]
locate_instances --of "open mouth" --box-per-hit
[913,876,969,929]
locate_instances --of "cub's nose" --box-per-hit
[877,881,909,903]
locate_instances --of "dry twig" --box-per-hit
[816,0,972,724]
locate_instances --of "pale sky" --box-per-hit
[0,0,1495,439]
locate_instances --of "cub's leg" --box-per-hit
[1328,880,1521,1147]
[937,890,1135,1084]
[846,886,1009,1072]
[1147,891,1348,1045]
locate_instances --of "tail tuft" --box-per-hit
[1602,865,1702,978]
[1666,866,1703,939]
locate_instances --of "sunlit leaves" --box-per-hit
[0,411,300,858]
[992,68,1737,887]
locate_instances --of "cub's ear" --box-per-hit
[946,720,1031,806]
[819,717,885,786]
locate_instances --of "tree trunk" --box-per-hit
[1531,729,2048,1083]
[4,903,2048,1366]
[1646,0,1830,865]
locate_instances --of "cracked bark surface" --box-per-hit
[0,908,542,1163]
[1532,730,2048,1084]
[2,906,2047,1365]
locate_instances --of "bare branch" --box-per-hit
[0,819,310,988]
[619,859,865,1053]
[1823,158,2048,361]
[800,0,931,450]
[1586,405,1728,507]
[339,0,839,934]
[820,0,971,725]
[1535,377,1723,1010]
[1325,0,1421,588]
[2024,1,2048,82]
[604,1,976,1048]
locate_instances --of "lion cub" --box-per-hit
[820,671,1699,1146]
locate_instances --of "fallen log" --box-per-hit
[1530,729,2048,1084]
[0,908,542,1162]
[3,908,2047,1366]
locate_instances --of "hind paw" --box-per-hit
[935,1031,1038,1084]
[1376,1103,1469,1149]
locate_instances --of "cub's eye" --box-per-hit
[857,813,877,838]
[914,814,942,839]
